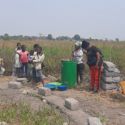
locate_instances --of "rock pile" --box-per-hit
[101,61,121,90]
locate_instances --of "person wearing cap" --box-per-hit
[82,40,103,93]
[72,41,84,87]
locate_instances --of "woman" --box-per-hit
[82,41,103,92]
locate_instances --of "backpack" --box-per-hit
[87,46,103,67]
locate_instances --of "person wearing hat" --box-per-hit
[82,40,103,93]
[72,41,85,87]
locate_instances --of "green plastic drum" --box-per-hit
[61,60,77,88]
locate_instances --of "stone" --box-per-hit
[47,75,58,82]
[65,98,79,111]
[0,122,8,125]
[22,89,31,95]
[8,81,22,89]
[63,122,68,125]
[88,117,102,125]
[16,78,27,85]
[16,78,27,81]
[38,87,51,96]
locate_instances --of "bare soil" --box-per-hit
[0,76,125,125]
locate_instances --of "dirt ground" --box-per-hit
[0,76,125,125]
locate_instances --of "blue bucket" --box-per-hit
[58,85,68,91]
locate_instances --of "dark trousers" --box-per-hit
[21,63,28,77]
[32,67,37,83]
[15,67,21,77]
[77,63,84,84]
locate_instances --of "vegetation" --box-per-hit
[0,103,65,125]
[0,40,125,76]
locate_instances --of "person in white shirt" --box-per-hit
[15,49,22,77]
[33,46,45,86]
[72,41,84,85]
[0,58,5,76]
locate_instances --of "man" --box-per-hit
[82,41,103,92]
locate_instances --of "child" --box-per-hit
[72,41,84,86]
[15,42,21,52]
[18,45,29,77]
[0,58,5,76]
[15,48,22,77]
[27,50,34,81]
[33,46,45,87]
[32,44,39,83]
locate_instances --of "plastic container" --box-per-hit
[61,60,77,88]
[44,84,56,90]
[58,85,67,91]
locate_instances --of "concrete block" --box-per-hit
[65,98,79,111]
[103,70,120,77]
[113,77,121,83]
[102,76,113,83]
[8,81,22,89]
[88,117,102,125]
[38,87,51,96]
[102,76,120,83]
[101,81,118,90]
[104,61,116,68]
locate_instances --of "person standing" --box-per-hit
[15,48,22,77]
[18,45,29,77]
[32,44,39,83]
[82,41,103,93]
[72,41,84,87]
[0,58,5,76]
[33,46,45,87]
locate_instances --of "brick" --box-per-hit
[88,117,102,125]
[38,87,51,96]
[65,98,79,111]
[8,81,22,89]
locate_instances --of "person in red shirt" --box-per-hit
[19,45,29,77]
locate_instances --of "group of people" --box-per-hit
[72,40,103,93]
[13,40,103,92]
[14,43,45,86]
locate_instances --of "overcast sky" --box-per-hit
[0,0,125,40]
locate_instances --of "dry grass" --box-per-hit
[0,40,125,76]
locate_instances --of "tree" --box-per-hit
[73,34,81,41]
[47,34,53,40]
[2,33,10,40]
[115,38,119,42]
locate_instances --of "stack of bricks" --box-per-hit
[101,61,121,90]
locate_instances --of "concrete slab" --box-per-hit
[46,95,89,125]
